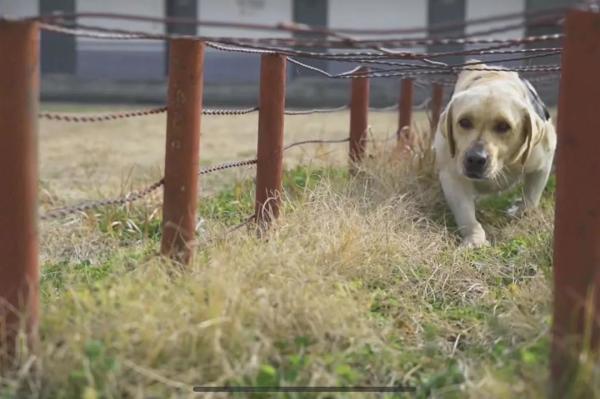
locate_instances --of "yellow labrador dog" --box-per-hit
[433,63,557,247]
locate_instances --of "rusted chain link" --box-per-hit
[197,213,257,246]
[204,33,563,58]
[268,31,564,50]
[39,23,143,40]
[39,106,167,122]
[206,41,276,55]
[39,161,258,221]
[39,136,356,221]
[203,107,259,116]
[40,178,165,221]
[284,138,350,150]
[360,65,562,79]
[38,132,398,222]
[199,159,257,175]
[285,47,562,72]
[226,214,257,233]
[288,50,562,77]
[39,21,565,85]
[211,40,561,62]
[32,6,565,36]
[39,106,259,122]
[37,103,430,124]
[33,12,564,49]
[288,56,561,79]
[239,15,560,50]
[40,21,564,50]
[419,70,562,88]
[284,105,349,115]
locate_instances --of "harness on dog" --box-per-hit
[522,78,551,121]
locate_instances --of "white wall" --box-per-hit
[76,0,165,79]
[199,0,292,39]
[466,0,526,39]
[75,0,165,51]
[329,0,427,36]
[0,0,38,18]
[77,0,165,51]
[77,0,165,33]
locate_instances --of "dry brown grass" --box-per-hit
[2,105,596,398]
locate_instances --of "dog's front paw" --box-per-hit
[507,199,526,218]
[507,199,537,219]
[460,235,489,248]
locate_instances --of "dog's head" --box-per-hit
[439,84,544,181]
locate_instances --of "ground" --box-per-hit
[2,105,596,398]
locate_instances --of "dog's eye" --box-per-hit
[458,118,473,129]
[494,121,511,133]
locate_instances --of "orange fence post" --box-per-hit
[551,9,600,395]
[255,54,286,229]
[0,20,40,361]
[397,79,414,150]
[161,39,204,265]
[430,83,444,133]
[349,68,369,166]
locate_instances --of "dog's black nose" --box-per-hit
[464,146,489,178]
[466,152,488,168]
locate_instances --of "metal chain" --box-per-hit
[36,12,565,47]
[40,178,164,221]
[284,138,350,150]
[40,135,358,221]
[40,21,564,49]
[206,41,276,55]
[284,105,349,115]
[203,107,259,116]
[288,56,561,79]
[209,41,561,62]
[32,6,565,36]
[199,159,257,175]
[38,102,442,125]
[39,106,167,122]
[39,106,260,123]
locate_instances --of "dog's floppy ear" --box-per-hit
[519,107,544,165]
[439,102,456,158]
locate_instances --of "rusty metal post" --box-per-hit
[160,39,204,265]
[551,9,600,395]
[349,69,369,166]
[255,54,286,229]
[430,83,444,134]
[0,20,40,361]
[397,79,414,150]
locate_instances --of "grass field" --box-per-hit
[3,105,596,398]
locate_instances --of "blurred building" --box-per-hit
[0,0,575,105]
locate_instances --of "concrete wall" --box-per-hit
[199,0,292,38]
[466,0,525,39]
[199,0,292,84]
[327,0,427,75]
[76,0,166,80]
[0,1,38,17]
[329,0,427,34]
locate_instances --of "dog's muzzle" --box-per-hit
[463,144,490,179]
